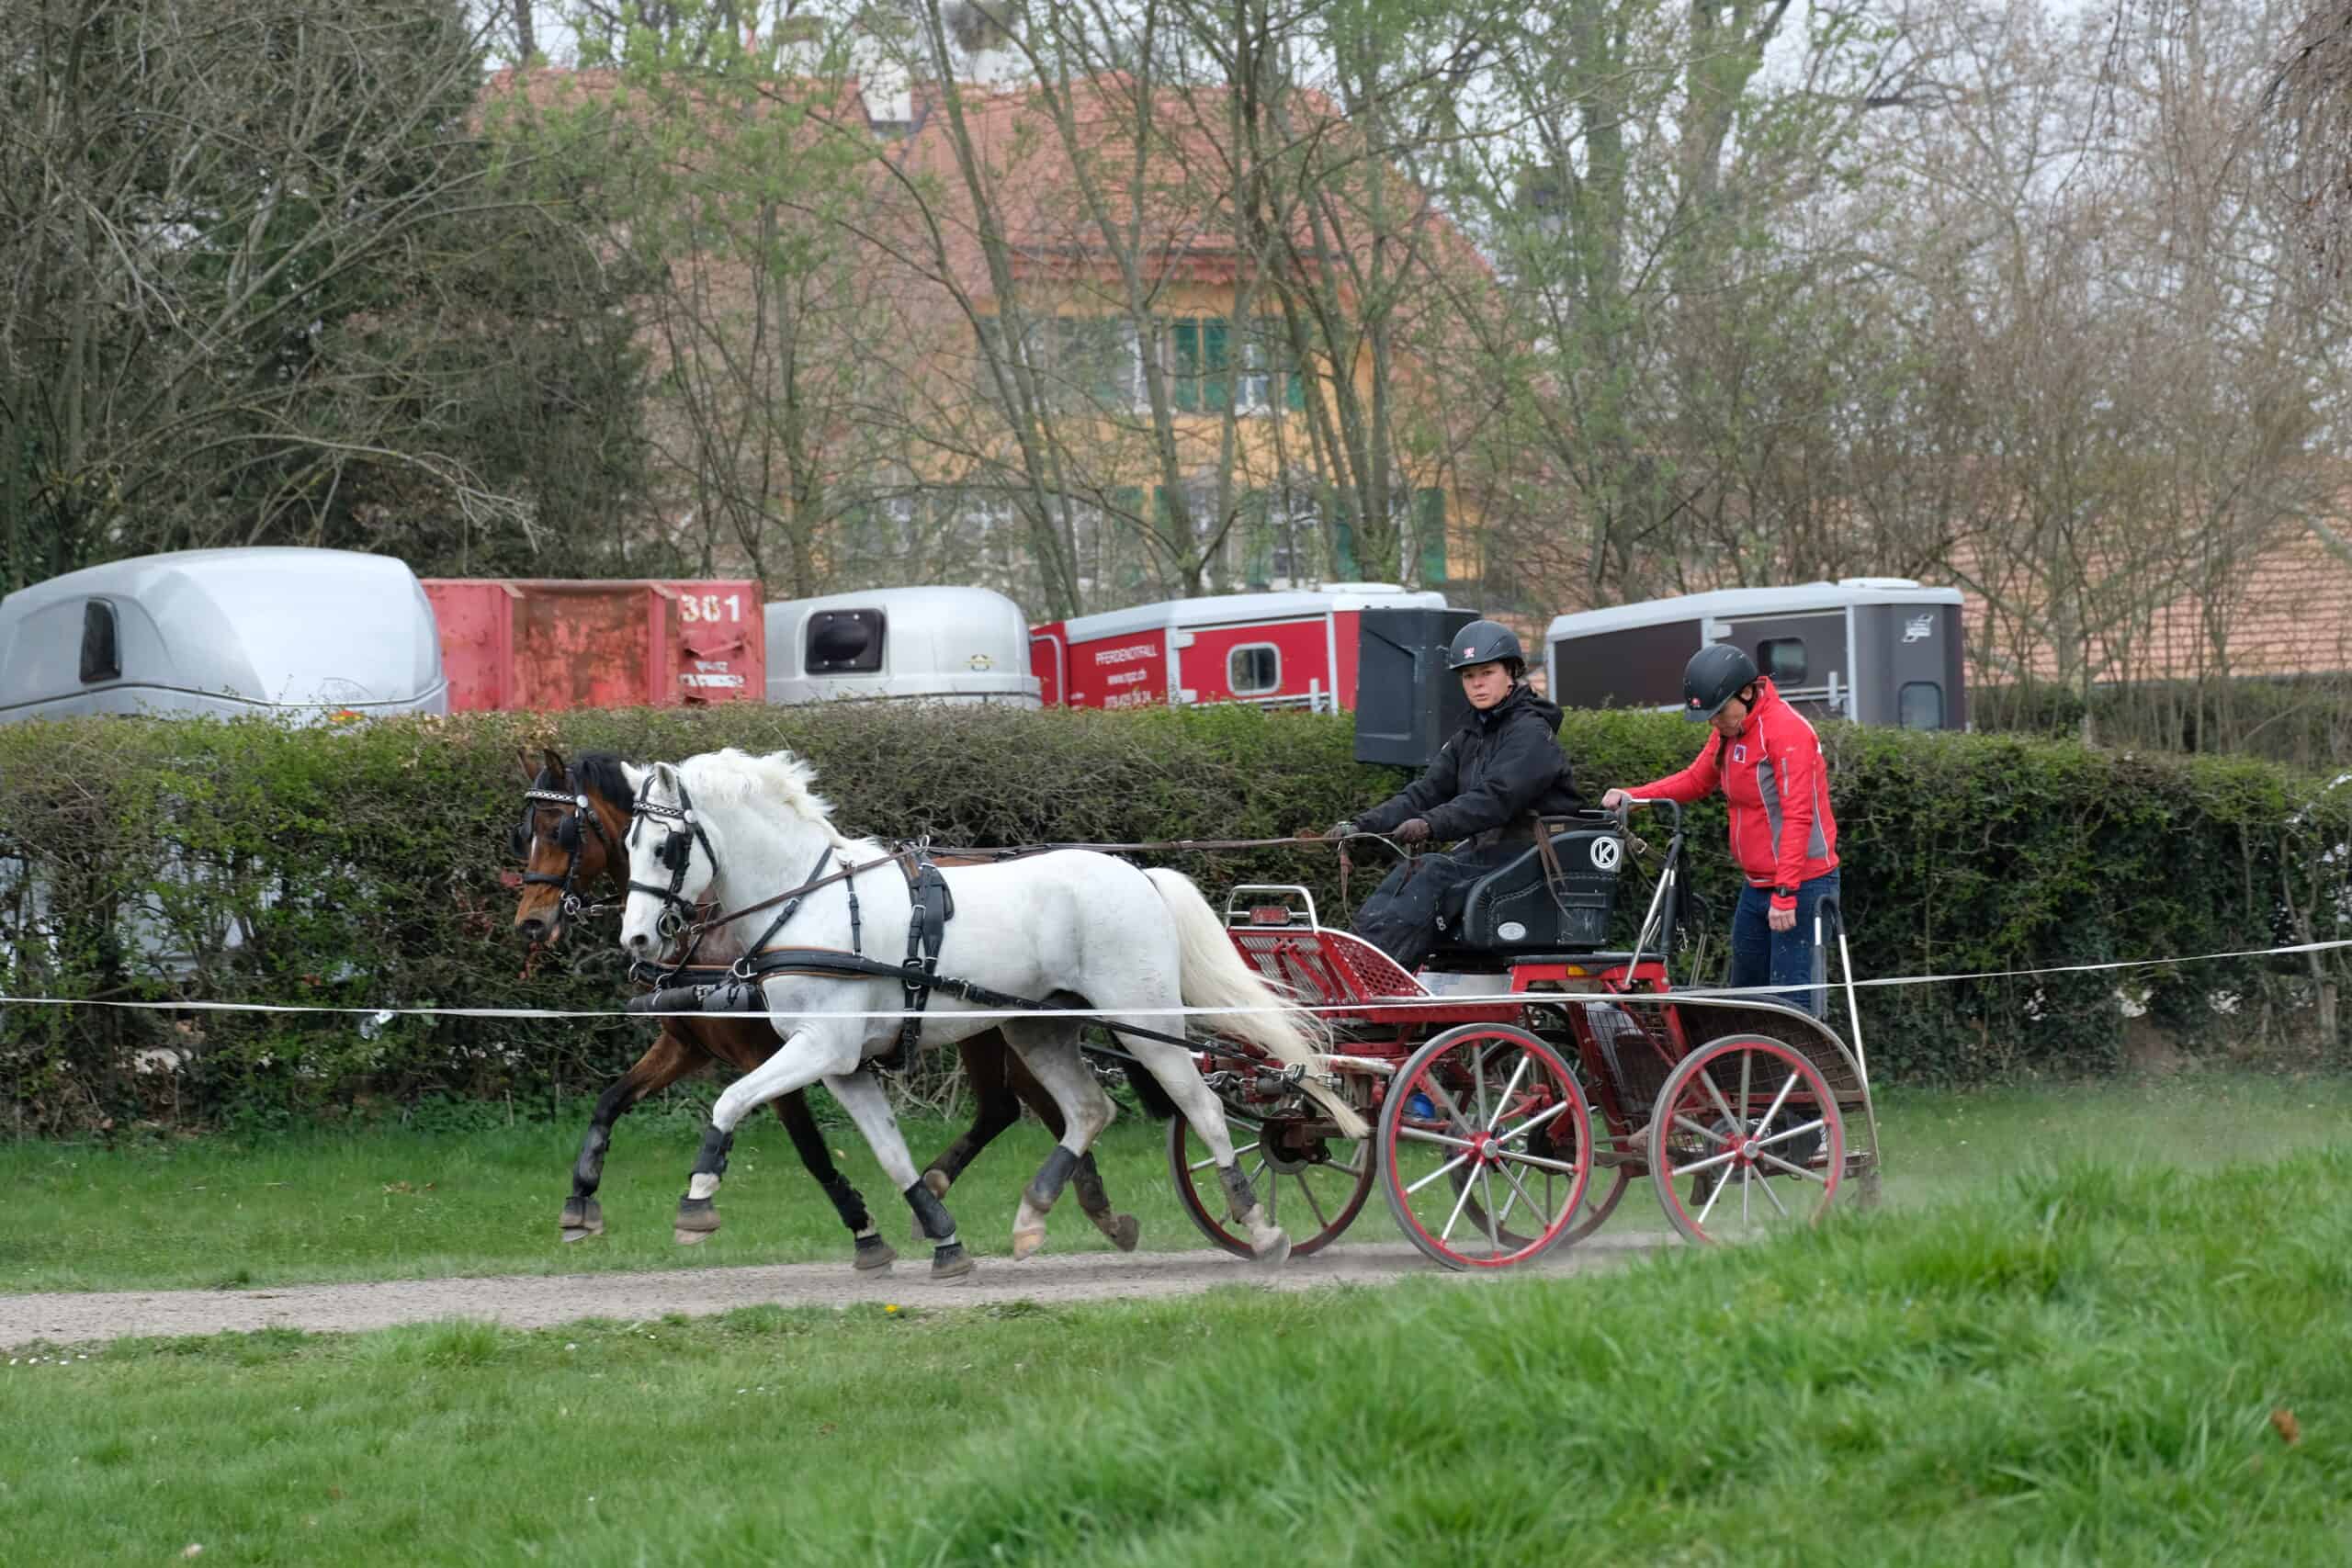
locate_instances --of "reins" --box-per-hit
[678,834,1398,940]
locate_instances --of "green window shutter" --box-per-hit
[1416,489,1448,583]
[1171,320,1200,412]
[1285,360,1306,412]
[1333,520,1358,579]
[1202,319,1230,412]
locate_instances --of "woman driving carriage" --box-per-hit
[1304,620,1581,970]
[1602,643,1841,1018]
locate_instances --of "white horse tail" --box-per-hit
[1142,867,1369,1140]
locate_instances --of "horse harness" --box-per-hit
[513,786,609,919]
[624,779,956,1069]
[530,780,1303,1070]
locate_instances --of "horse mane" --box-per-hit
[675,747,860,852]
[570,751,639,812]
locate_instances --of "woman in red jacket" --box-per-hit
[1601,644,1841,1017]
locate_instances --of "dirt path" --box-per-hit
[0,1234,1667,1348]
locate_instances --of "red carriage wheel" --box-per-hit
[1449,1128,1631,1247]
[1168,1106,1374,1259]
[1647,1034,1844,1246]
[1378,1023,1592,1270]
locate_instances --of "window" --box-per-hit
[80,600,120,684]
[806,609,885,674]
[1757,637,1807,684]
[1047,318,1144,411]
[1155,317,1306,414]
[1899,681,1945,730]
[1228,644,1280,696]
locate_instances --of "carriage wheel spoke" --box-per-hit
[1758,1067,1800,1134]
[1488,1054,1533,1134]
[1738,1046,1753,1137]
[1754,1117,1826,1150]
[1406,1150,1476,1196]
[1397,1125,1476,1152]
[1472,1044,1493,1139]
[1495,1099,1570,1148]
[1478,1165,1504,1253]
[1757,1150,1829,1184]
[1756,1168,1792,1219]
[1426,1076,1476,1139]
[1492,1157,1547,1232]
[1698,1068,1742,1134]
[1672,1113,1733,1148]
[1296,1172,1331,1231]
[1696,1161,1732,1227]
[1439,1161,1481,1242]
[1495,1147,1582,1177]
[1675,1146,1741,1178]
[1190,1138,1259,1176]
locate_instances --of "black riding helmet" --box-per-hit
[1682,642,1760,721]
[1446,619,1525,678]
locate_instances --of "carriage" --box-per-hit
[1164,800,1883,1269]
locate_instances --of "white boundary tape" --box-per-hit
[2,936,2347,1025]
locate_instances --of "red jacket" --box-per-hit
[1628,679,1838,911]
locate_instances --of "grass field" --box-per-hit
[5,1145,2350,1564]
[5,1074,2351,1292]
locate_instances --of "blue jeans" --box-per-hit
[1727,871,1841,1019]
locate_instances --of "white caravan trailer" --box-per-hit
[0,547,447,724]
[1545,578,1967,729]
[764,585,1042,706]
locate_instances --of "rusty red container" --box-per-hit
[422,578,765,711]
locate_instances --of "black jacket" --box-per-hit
[1357,685,1582,846]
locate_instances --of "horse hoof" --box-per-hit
[922,1169,951,1200]
[1250,1229,1291,1270]
[1109,1213,1141,1253]
[559,1199,604,1240]
[1012,1225,1046,1261]
[673,1197,720,1246]
[853,1235,898,1274]
[931,1243,976,1281]
[673,1227,712,1247]
[561,1226,600,1244]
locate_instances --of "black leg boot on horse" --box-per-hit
[917,1035,1143,1252]
[676,1120,734,1246]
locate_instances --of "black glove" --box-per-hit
[1395,818,1431,844]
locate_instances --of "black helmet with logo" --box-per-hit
[1446,620,1525,675]
[1682,642,1759,722]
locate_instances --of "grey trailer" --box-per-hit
[0,547,448,724]
[764,585,1043,706]
[1544,579,1966,729]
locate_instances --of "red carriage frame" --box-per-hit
[1167,802,1883,1270]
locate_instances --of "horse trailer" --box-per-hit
[1544,579,1966,729]
[1030,583,1451,714]
[0,547,448,724]
[765,585,1042,705]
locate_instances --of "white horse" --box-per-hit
[615,747,1363,1278]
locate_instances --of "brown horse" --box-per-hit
[508,748,1145,1271]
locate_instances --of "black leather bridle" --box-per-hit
[512,786,609,923]
[627,774,723,945]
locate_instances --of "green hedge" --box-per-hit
[2,704,2346,1134]
[1974,674,2352,769]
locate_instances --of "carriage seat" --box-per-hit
[1433,821,1623,961]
